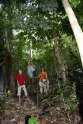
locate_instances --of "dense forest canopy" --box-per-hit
[0,0,83,92]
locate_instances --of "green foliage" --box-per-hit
[55,82,78,113]
[6,90,13,98]
[73,1,83,30]
[59,33,82,68]
[0,90,12,117]
[0,97,6,107]
[69,0,80,7]
[44,107,52,112]
[0,0,27,7]
[38,0,58,12]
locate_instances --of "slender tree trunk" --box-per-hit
[62,0,83,66]
[46,12,67,83]
[52,30,67,84]
[4,24,15,95]
[6,52,15,94]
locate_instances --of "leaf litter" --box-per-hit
[0,96,81,124]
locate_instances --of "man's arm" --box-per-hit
[23,75,26,84]
[45,72,47,80]
[17,80,19,86]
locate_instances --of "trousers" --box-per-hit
[17,85,27,97]
[39,79,49,94]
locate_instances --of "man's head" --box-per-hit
[18,70,22,74]
[41,67,45,72]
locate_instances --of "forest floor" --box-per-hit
[0,93,81,124]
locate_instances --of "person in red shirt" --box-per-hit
[16,69,28,98]
[39,68,49,94]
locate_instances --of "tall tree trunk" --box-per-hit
[52,30,67,84]
[4,24,15,95]
[62,0,83,66]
